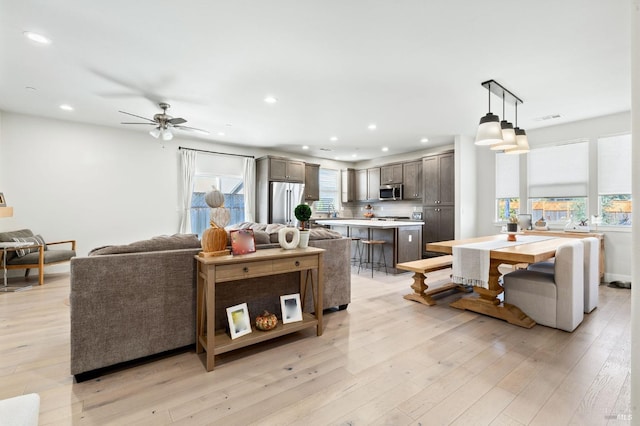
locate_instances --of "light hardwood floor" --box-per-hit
[0,268,631,425]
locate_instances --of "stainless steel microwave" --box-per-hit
[379,184,403,201]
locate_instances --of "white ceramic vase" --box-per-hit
[278,227,300,250]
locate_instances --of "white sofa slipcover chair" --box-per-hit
[527,237,599,313]
[504,240,584,332]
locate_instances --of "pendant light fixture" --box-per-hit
[475,79,529,154]
[506,102,530,154]
[491,91,518,150]
[475,81,503,146]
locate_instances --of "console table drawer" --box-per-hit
[272,256,319,273]
[215,261,273,281]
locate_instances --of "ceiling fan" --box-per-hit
[119,102,209,141]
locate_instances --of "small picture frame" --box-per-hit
[226,302,252,339]
[0,193,5,207]
[230,229,256,255]
[280,293,303,324]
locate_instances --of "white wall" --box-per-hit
[455,135,477,239]
[0,112,352,266]
[630,0,639,421]
[474,111,632,281]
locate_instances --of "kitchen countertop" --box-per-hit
[315,219,424,228]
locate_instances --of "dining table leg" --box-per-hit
[449,258,536,328]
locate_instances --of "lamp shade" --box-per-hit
[149,127,161,138]
[505,128,530,154]
[161,129,174,141]
[475,113,503,145]
[490,121,518,150]
[0,206,14,218]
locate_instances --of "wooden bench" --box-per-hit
[396,255,465,306]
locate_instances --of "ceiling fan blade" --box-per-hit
[121,122,156,125]
[169,117,187,125]
[174,125,210,135]
[118,110,156,123]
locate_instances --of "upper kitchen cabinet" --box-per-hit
[304,163,320,201]
[380,164,403,184]
[341,168,356,203]
[402,161,422,200]
[268,157,305,182]
[355,168,380,202]
[423,151,454,206]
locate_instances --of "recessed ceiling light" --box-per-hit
[382,147,389,152]
[352,153,357,158]
[330,136,338,142]
[302,145,309,150]
[420,138,429,143]
[218,132,225,136]
[59,104,74,111]
[334,156,340,160]
[368,123,377,130]
[264,96,277,104]
[23,31,52,45]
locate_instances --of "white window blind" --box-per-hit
[598,134,631,195]
[315,168,339,212]
[495,152,520,199]
[528,141,589,198]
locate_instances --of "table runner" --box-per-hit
[452,235,553,288]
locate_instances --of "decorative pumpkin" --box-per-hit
[255,310,278,331]
[201,224,228,253]
[200,186,232,257]
[210,207,230,228]
[205,187,225,208]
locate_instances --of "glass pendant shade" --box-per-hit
[475,113,503,145]
[491,121,518,150]
[505,127,530,154]
[161,129,174,141]
[149,127,161,138]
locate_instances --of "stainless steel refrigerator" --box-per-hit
[269,182,305,226]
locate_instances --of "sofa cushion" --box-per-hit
[7,249,76,265]
[0,229,35,262]
[89,234,201,256]
[11,234,47,257]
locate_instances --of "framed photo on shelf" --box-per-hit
[226,302,252,339]
[280,293,303,324]
[0,193,5,207]
[230,229,256,255]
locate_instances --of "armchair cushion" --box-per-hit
[7,249,76,265]
[0,229,35,262]
[11,234,47,257]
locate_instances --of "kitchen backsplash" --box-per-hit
[312,201,423,219]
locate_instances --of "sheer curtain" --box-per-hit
[179,149,197,233]
[243,157,256,222]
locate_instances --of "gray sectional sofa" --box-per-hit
[70,227,350,378]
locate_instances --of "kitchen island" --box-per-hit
[315,219,424,273]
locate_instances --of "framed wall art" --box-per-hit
[280,293,303,324]
[226,302,252,339]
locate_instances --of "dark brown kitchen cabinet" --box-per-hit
[402,161,422,200]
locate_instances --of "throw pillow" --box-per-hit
[11,234,47,257]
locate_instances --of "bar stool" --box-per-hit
[350,237,363,266]
[358,240,388,277]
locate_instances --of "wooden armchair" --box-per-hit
[0,229,76,285]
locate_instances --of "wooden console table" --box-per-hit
[195,247,324,371]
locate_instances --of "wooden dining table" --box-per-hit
[426,234,573,328]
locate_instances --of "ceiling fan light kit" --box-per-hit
[475,80,529,154]
[120,102,208,142]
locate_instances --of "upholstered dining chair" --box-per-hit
[503,240,584,332]
[527,237,599,313]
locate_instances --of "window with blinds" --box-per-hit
[495,152,520,221]
[314,168,340,214]
[528,141,589,224]
[598,134,632,226]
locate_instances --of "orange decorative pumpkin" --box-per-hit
[202,224,228,253]
[255,310,278,331]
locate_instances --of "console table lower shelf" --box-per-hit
[195,247,325,371]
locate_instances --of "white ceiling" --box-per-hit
[0,1,631,161]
